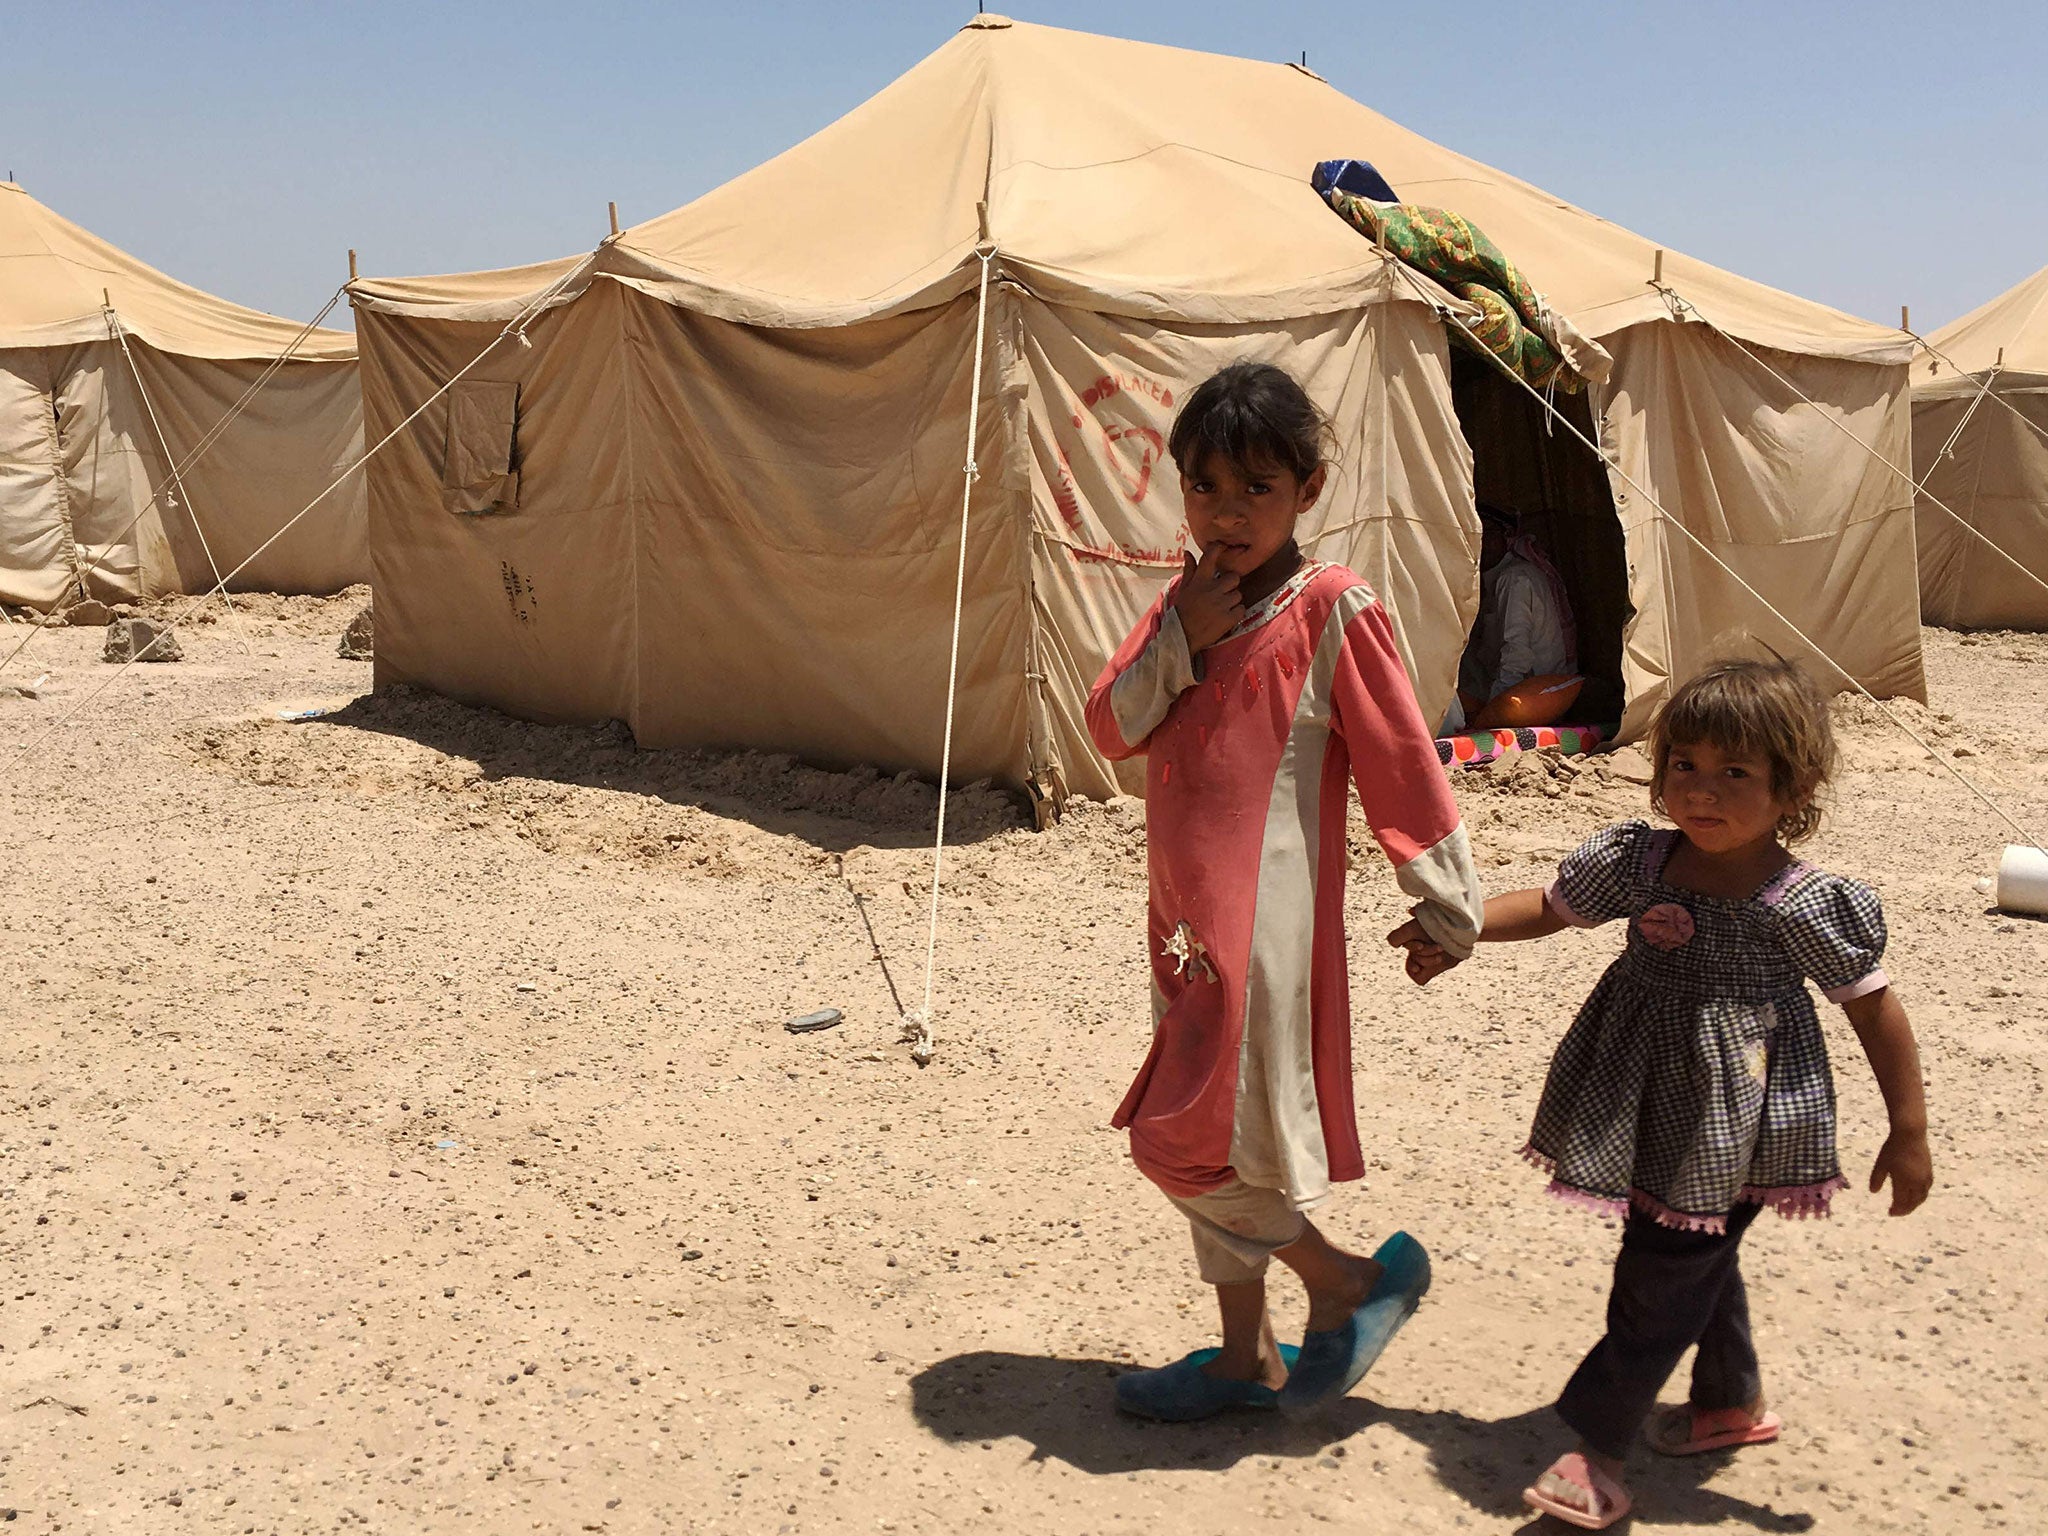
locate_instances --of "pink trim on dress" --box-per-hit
[1628,1188,1731,1235]
[1822,968,1890,1004]
[1738,1175,1850,1220]
[1548,1181,1629,1220]
[1523,1147,1838,1233]
[1543,883,1596,929]
[1521,1146,1629,1219]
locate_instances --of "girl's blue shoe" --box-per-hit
[1114,1344,1302,1422]
[1278,1231,1432,1418]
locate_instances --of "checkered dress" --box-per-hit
[1527,820,1887,1233]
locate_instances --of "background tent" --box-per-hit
[1912,264,2048,629]
[350,15,1923,809]
[0,181,366,612]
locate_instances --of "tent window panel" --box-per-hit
[442,381,520,516]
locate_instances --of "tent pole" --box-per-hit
[348,249,358,283]
[608,201,620,239]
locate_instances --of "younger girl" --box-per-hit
[1084,361,1483,1422]
[1414,658,1932,1528]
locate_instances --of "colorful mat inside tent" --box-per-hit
[1437,722,1611,768]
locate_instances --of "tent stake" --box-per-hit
[608,201,619,238]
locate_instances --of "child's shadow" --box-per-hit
[910,1352,1816,1532]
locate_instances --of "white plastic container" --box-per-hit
[1994,844,2048,916]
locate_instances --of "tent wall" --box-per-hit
[1601,324,1925,737]
[1914,384,2048,630]
[1,339,366,609]
[621,285,1031,786]
[2,341,171,606]
[358,282,1034,787]
[125,344,367,595]
[359,286,639,727]
[1015,294,1473,799]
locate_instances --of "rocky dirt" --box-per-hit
[1,603,2042,1534]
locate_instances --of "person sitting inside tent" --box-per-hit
[1444,504,1578,733]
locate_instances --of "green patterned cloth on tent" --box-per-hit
[1322,187,1579,393]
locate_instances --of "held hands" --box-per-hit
[1387,919,1460,986]
[1170,543,1244,655]
[1869,1125,1934,1216]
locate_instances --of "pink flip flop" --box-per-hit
[1648,1403,1782,1456]
[1523,1451,1632,1530]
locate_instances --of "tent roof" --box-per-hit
[1917,264,2048,396]
[0,181,355,362]
[354,16,1904,363]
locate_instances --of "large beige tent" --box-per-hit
[1912,264,2048,628]
[0,181,366,612]
[350,15,1922,807]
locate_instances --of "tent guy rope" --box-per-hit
[0,284,347,679]
[1384,257,2046,856]
[899,234,999,1067]
[1654,283,2048,611]
[1906,328,2048,453]
[106,298,253,655]
[4,259,592,779]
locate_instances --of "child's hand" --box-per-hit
[1868,1125,1933,1216]
[1170,544,1244,654]
[1386,919,1460,986]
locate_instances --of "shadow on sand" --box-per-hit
[316,684,1030,854]
[909,1351,1816,1532]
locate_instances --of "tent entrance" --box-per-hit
[1448,348,1630,726]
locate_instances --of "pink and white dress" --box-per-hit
[1085,561,1482,1210]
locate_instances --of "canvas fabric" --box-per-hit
[347,19,1909,364]
[348,16,1925,796]
[0,182,365,607]
[1912,265,2048,629]
[1599,324,1925,738]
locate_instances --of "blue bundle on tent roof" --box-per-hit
[1310,158,1397,203]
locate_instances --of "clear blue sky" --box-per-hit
[6,1,2042,332]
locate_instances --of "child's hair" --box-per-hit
[1649,656,1836,843]
[1168,361,1336,483]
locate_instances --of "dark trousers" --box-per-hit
[1557,1201,1763,1460]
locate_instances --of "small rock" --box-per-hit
[229,1190,247,1203]
[0,684,38,700]
[1603,744,1655,785]
[103,617,182,664]
[63,598,113,627]
[338,604,374,660]
[680,1249,704,1261]
[515,982,538,994]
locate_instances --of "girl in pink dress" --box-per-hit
[1085,362,1483,1422]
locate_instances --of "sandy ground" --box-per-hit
[2,595,2043,1535]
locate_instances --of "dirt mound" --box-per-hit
[149,584,374,637]
[176,683,1030,877]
